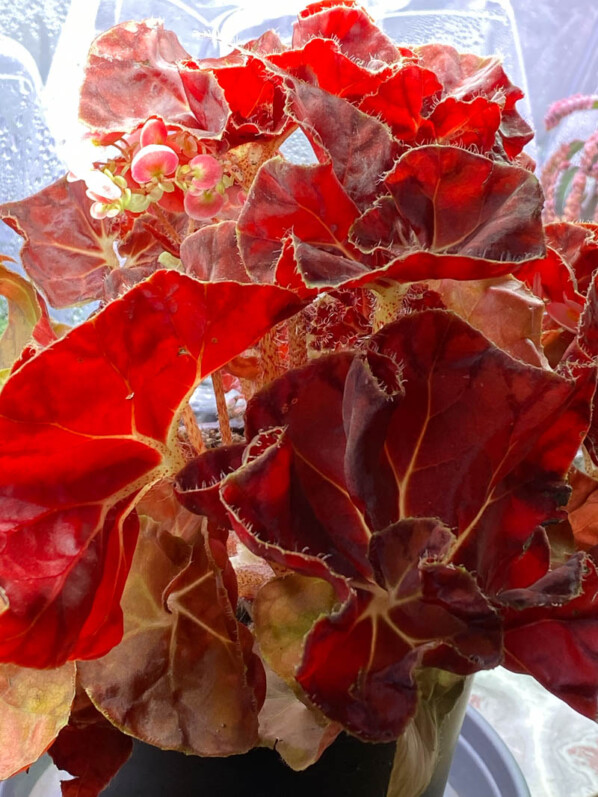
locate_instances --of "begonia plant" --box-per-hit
[2,2,598,795]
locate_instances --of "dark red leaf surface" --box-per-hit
[0,178,119,307]
[0,271,301,667]
[292,1,401,64]
[545,222,598,297]
[175,444,246,529]
[224,352,376,589]
[79,20,229,136]
[380,145,544,261]
[296,519,500,741]
[213,308,594,737]
[49,690,132,797]
[365,311,593,592]
[285,80,396,208]
[501,557,598,719]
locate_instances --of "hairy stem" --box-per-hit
[212,370,233,446]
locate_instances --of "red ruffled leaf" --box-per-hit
[293,1,401,64]
[49,689,133,797]
[180,221,251,282]
[415,44,533,158]
[501,556,598,718]
[423,96,501,151]
[79,20,229,136]
[296,519,500,741]
[237,158,362,280]
[175,444,246,529]
[357,65,441,140]
[270,38,390,101]
[210,57,288,141]
[0,271,301,667]
[0,178,119,307]
[364,312,594,591]
[285,80,396,208]
[380,145,544,261]
[545,222,598,298]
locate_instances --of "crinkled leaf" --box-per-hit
[0,271,301,667]
[0,178,119,307]
[374,146,544,261]
[295,519,499,741]
[210,56,288,139]
[79,20,228,136]
[49,689,132,797]
[424,96,501,152]
[285,80,396,208]
[545,222,598,297]
[415,44,533,157]
[500,555,598,718]
[226,353,387,585]
[357,65,441,140]
[363,311,593,592]
[79,502,263,756]
[270,37,390,101]
[0,662,76,779]
[517,246,583,333]
[175,443,246,529]
[292,1,401,64]
[565,468,598,551]
[237,158,362,280]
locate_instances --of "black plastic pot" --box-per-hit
[100,684,472,797]
[101,732,397,797]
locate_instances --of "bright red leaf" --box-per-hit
[357,65,441,140]
[0,271,301,667]
[292,1,401,64]
[415,44,533,157]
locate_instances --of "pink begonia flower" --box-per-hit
[188,154,222,191]
[131,144,179,184]
[140,118,169,147]
[184,189,225,220]
[84,171,122,204]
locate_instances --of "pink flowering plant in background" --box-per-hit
[2,2,598,796]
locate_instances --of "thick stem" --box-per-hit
[288,313,308,369]
[152,203,181,245]
[212,370,233,446]
[372,283,408,332]
[182,404,205,454]
[259,329,283,386]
